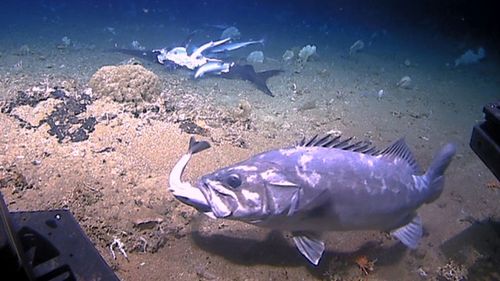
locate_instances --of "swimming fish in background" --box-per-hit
[168,135,456,265]
[208,39,265,54]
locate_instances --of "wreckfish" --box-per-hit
[168,135,456,265]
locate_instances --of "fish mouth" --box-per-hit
[198,179,237,218]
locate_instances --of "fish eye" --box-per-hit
[225,174,242,189]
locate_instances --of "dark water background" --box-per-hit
[2,0,499,46]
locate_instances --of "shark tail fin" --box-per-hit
[255,70,283,97]
[258,69,283,82]
[422,143,456,203]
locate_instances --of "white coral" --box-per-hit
[298,45,317,63]
[247,51,264,63]
[220,26,241,39]
[282,50,294,61]
[454,47,485,66]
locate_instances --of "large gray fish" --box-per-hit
[168,135,456,265]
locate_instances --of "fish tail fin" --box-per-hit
[188,137,211,155]
[422,143,456,203]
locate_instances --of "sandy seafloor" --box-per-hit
[0,3,500,281]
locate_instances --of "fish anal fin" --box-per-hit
[379,138,421,173]
[390,215,422,249]
[292,231,325,265]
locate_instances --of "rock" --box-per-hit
[233,99,252,120]
[89,65,161,102]
[133,217,164,231]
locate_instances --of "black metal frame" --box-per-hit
[470,100,500,180]
[0,193,120,281]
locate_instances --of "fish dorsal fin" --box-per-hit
[378,138,421,173]
[297,134,379,155]
[390,215,422,249]
[292,231,325,265]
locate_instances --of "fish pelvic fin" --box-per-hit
[188,136,211,155]
[292,231,325,265]
[391,215,422,249]
[422,143,456,203]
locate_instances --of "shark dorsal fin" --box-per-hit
[378,138,421,173]
[297,134,379,155]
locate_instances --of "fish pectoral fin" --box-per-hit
[203,212,216,219]
[390,215,422,249]
[292,231,325,266]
